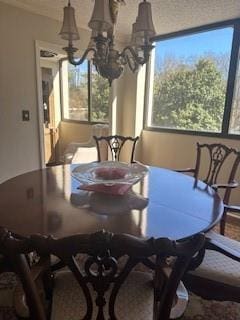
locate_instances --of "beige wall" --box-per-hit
[59,122,92,155]
[113,65,147,162]
[0,2,90,183]
[142,130,240,168]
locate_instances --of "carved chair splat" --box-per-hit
[93,135,139,162]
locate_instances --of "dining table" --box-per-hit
[0,163,224,240]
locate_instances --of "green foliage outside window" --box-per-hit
[91,72,109,122]
[62,61,109,123]
[152,57,226,132]
[68,66,88,121]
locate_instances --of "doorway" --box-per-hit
[41,67,59,165]
[36,41,66,167]
[39,51,63,166]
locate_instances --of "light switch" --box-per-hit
[22,110,30,121]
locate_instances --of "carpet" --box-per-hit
[0,292,240,320]
[181,292,240,320]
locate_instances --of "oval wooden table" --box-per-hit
[0,164,223,240]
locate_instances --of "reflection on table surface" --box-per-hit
[0,164,223,240]
[70,191,149,215]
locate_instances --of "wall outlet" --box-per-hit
[22,110,30,121]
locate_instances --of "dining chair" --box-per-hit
[0,227,204,320]
[93,135,139,162]
[177,142,240,235]
[176,143,240,302]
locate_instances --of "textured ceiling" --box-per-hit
[1,0,240,41]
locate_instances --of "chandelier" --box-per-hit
[59,0,156,85]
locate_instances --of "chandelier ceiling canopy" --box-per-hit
[59,0,156,85]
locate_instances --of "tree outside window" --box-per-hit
[61,60,109,123]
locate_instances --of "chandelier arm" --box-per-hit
[120,46,143,72]
[119,54,127,65]
[125,54,138,72]
[121,46,145,65]
[65,46,97,66]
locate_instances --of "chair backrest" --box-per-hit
[93,135,139,162]
[0,227,204,320]
[193,143,240,200]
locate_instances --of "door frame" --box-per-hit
[35,40,65,168]
[42,66,58,165]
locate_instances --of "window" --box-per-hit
[229,57,240,134]
[60,59,109,123]
[145,20,240,137]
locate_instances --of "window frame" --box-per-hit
[59,58,109,125]
[144,18,240,139]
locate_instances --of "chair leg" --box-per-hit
[13,254,47,320]
[220,214,226,235]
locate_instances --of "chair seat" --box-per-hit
[51,271,154,320]
[189,231,240,287]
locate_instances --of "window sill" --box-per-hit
[61,119,109,125]
[144,126,240,140]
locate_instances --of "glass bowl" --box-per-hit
[71,161,148,186]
